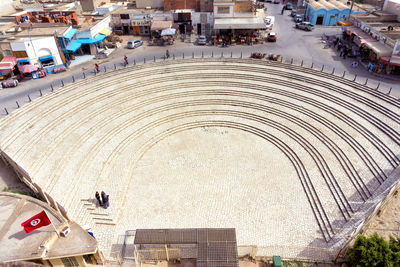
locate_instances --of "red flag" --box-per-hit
[21,211,51,233]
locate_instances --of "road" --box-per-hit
[0,3,399,117]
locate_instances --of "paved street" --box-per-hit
[0,2,399,118]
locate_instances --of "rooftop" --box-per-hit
[308,0,371,12]
[0,192,98,262]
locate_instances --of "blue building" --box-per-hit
[305,0,365,26]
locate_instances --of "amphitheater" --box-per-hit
[0,58,399,262]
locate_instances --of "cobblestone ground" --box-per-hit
[0,59,399,262]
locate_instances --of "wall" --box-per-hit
[383,0,400,19]
[234,0,252,12]
[10,36,62,66]
[164,0,200,11]
[213,2,234,17]
[200,0,213,12]
[191,12,213,35]
[136,0,164,8]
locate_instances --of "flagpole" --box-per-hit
[44,210,60,237]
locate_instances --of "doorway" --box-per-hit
[197,24,202,35]
[316,15,324,25]
[123,25,129,34]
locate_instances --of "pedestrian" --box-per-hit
[337,41,342,52]
[124,55,128,65]
[95,191,103,206]
[333,37,339,48]
[166,49,170,59]
[101,191,106,206]
[103,194,110,209]
[95,63,100,73]
[281,7,285,15]
[343,48,349,59]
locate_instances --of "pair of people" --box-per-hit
[95,191,109,209]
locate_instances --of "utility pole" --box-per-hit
[348,0,354,23]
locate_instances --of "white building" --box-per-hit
[10,36,63,68]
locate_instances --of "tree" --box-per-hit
[347,233,393,267]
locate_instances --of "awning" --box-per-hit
[77,34,106,44]
[346,26,370,39]
[151,20,172,31]
[214,17,265,30]
[99,28,112,36]
[64,28,77,39]
[0,57,17,71]
[364,41,393,58]
[66,40,82,52]
[17,59,30,63]
[380,55,400,67]
[39,55,54,62]
[161,28,176,36]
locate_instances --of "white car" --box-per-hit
[197,35,207,45]
[265,16,275,31]
[127,39,143,49]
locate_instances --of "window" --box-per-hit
[120,14,129,19]
[12,51,28,58]
[60,257,79,267]
[4,50,12,56]
[217,6,230,14]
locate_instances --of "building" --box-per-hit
[111,9,172,36]
[0,192,103,266]
[305,0,366,26]
[344,10,400,75]
[0,25,72,73]
[66,15,111,55]
[213,0,265,36]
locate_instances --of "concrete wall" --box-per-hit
[383,0,400,19]
[136,0,164,8]
[10,36,62,66]
[164,0,200,11]
[213,2,234,17]
[192,12,213,35]
[234,0,252,12]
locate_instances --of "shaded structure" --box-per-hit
[134,228,239,267]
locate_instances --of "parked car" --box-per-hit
[267,32,277,42]
[295,21,314,31]
[290,10,297,16]
[273,0,280,3]
[285,3,293,10]
[265,16,275,31]
[127,39,143,49]
[197,35,207,45]
[294,14,303,23]
[266,0,273,3]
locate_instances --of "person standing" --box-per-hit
[124,55,128,65]
[166,49,170,59]
[95,63,100,73]
[104,194,110,209]
[95,191,103,206]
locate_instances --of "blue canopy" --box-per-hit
[77,34,106,45]
[39,55,54,62]
[66,40,82,52]
[18,59,30,63]
[64,28,77,39]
